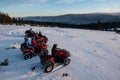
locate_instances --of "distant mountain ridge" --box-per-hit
[23,12,120,24]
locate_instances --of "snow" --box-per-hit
[0,24,120,80]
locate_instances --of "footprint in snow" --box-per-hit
[53,73,72,80]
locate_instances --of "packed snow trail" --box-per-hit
[0,25,120,80]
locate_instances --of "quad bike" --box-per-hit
[40,49,71,73]
[34,32,48,43]
[20,35,48,51]
[37,36,48,43]
[22,43,48,60]
[20,43,27,51]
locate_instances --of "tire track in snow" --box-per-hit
[0,35,22,40]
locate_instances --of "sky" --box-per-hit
[0,0,120,17]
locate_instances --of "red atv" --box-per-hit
[34,33,48,44]
[37,36,48,43]
[23,43,48,60]
[20,43,27,51]
[20,36,48,51]
[40,49,71,73]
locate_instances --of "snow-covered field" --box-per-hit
[0,25,120,80]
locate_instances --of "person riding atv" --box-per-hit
[34,32,48,43]
[51,44,60,60]
[21,30,48,51]
[40,44,71,73]
[25,28,35,38]
[21,33,34,51]
[23,40,48,60]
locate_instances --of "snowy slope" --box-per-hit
[0,24,120,80]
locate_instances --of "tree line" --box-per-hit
[0,11,120,31]
[0,12,23,25]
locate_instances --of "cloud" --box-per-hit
[58,0,74,4]
[58,0,86,4]
[94,0,106,1]
[99,6,120,12]
[14,0,48,7]
[29,0,48,3]
[23,0,48,6]
[58,0,104,4]
[100,7,111,12]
